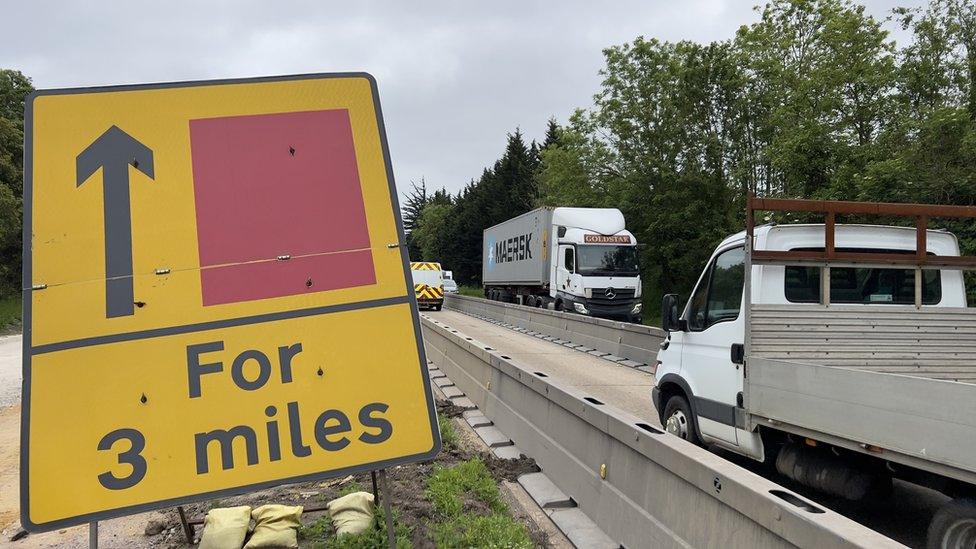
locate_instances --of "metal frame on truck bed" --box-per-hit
[743,197,976,487]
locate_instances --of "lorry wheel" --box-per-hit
[434,304,442,311]
[928,498,976,549]
[663,395,701,446]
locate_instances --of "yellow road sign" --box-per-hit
[22,74,440,531]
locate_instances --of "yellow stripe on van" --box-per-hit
[410,262,442,271]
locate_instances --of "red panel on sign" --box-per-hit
[189,109,375,306]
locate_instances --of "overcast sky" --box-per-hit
[3,1,923,202]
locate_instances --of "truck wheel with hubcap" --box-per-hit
[928,498,976,549]
[663,395,701,446]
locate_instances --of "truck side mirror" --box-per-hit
[661,294,682,332]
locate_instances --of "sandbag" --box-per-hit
[243,504,303,549]
[327,491,375,536]
[199,506,252,549]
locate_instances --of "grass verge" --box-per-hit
[458,285,483,298]
[438,413,458,448]
[0,295,21,332]
[299,456,534,548]
[299,506,412,549]
[426,458,533,548]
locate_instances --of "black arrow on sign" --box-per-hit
[76,126,155,318]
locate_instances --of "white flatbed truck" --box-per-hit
[653,198,976,548]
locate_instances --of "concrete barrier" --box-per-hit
[445,294,666,366]
[421,314,903,549]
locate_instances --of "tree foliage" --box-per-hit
[534,0,976,306]
[406,0,976,309]
[0,69,32,296]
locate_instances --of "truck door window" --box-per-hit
[564,247,575,272]
[706,247,745,326]
[686,247,745,331]
[784,248,942,305]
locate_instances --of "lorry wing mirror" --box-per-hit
[661,294,682,332]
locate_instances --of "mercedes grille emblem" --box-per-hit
[605,288,616,300]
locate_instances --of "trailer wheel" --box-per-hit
[928,498,976,549]
[663,395,701,446]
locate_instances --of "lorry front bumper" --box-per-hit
[566,296,641,319]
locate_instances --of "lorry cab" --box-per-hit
[550,208,643,322]
[653,223,967,457]
[410,261,445,311]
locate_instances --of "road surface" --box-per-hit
[430,309,656,420]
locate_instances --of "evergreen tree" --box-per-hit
[541,118,562,151]
[401,179,428,261]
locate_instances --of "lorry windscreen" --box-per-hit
[784,247,941,305]
[576,245,639,276]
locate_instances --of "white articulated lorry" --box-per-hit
[653,198,976,547]
[482,207,643,323]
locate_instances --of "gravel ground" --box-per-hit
[0,335,21,409]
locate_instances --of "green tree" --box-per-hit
[735,0,896,198]
[541,118,561,151]
[404,0,976,306]
[0,70,33,130]
[895,0,976,118]
[413,202,453,261]
[537,116,620,208]
[0,69,33,296]
[401,179,428,261]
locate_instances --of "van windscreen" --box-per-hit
[411,270,442,286]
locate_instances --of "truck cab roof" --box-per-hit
[717,223,961,257]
